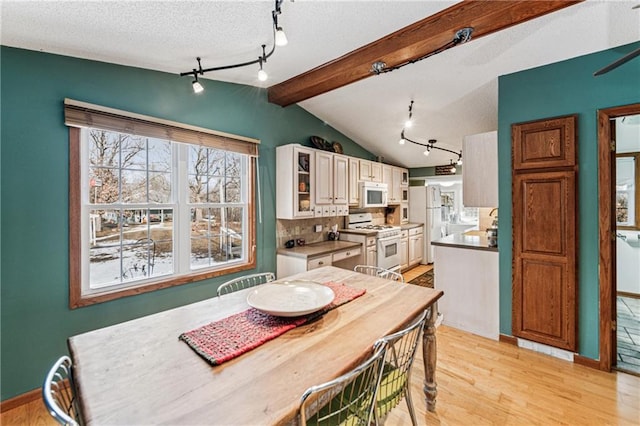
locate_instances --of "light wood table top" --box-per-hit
[68,266,443,425]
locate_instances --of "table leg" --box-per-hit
[423,302,437,412]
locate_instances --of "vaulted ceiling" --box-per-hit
[2,0,639,168]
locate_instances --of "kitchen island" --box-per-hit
[432,231,499,340]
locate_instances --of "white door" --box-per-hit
[333,155,349,204]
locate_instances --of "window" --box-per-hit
[67,99,258,308]
[616,152,639,229]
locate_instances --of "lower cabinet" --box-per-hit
[277,247,361,279]
[408,227,423,267]
[400,230,409,271]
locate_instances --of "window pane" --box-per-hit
[121,170,147,203]
[121,135,147,171]
[225,177,241,203]
[88,129,120,168]
[208,149,225,176]
[149,172,171,203]
[89,167,120,204]
[188,146,207,175]
[89,208,124,288]
[207,176,223,203]
[223,207,243,260]
[226,152,241,177]
[148,138,171,172]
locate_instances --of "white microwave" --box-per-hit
[359,182,388,208]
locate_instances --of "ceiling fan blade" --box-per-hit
[593,47,640,76]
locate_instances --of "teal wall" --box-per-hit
[0,46,375,400]
[497,41,640,359]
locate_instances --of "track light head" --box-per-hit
[192,72,204,94]
[275,27,288,46]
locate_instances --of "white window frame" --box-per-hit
[67,100,258,308]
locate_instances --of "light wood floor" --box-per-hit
[403,263,433,282]
[4,324,639,425]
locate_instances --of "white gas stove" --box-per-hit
[346,213,401,238]
[343,213,401,272]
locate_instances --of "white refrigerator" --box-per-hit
[409,185,443,264]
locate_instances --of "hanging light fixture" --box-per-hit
[405,100,414,128]
[191,63,204,94]
[273,0,288,46]
[398,101,463,166]
[180,0,288,92]
[449,160,457,173]
[257,46,268,81]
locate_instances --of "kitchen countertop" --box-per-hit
[276,240,362,259]
[400,222,423,230]
[431,232,498,252]
[337,228,378,236]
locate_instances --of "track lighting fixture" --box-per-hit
[192,70,204,94]
[257,46,268,81]
[398,100,463,167]
[405,100,414,128]
[371,27,474,75]
[180,0,288,92]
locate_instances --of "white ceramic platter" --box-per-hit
[246,281,335,317]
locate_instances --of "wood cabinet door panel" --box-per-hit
[512,116,578,352]
[516,259,573,348]
[512,115,577,170]
[515,172,575,256]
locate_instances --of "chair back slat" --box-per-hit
[373,309,427,425]
[354,265,404,283]
[42,356,82,426]
[300,345,387,425]
[217,272,276,296]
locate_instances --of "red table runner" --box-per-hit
[179,282,366,365]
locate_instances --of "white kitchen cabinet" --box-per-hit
[359,160,382,182]
[276,144,315,219]
[392,167,404,203]
[314,151,348,216]
[408,227,423,267]
[462,130,498,208]
[348,158,360,205]
[276,244,362,278]
[399,230,409,271]
[382,165,406,205]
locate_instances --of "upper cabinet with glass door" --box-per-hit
[276,145,315,219]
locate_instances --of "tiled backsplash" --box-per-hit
[276,217,346,248]
[276,208,388,248]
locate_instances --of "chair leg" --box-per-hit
[404,387,418,426]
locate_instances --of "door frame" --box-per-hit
[597,103,640,371]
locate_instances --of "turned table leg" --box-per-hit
[423,302,438,412]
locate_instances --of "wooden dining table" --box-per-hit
[68,266,443,425]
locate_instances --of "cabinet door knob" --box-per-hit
[319,261,324,265]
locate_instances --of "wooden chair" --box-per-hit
[42,355,82,426]
[299,344,387,425]
[216,272,275,296]
[354,265,404,283]
[373,309,427,425]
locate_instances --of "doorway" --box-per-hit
[598,103,640,374]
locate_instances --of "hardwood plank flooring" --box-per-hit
[403,263,433,283]
[3,325,638,425]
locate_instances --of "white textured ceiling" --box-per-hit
[2,0,639,168]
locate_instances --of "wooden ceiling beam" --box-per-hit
[267,0,583,106]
